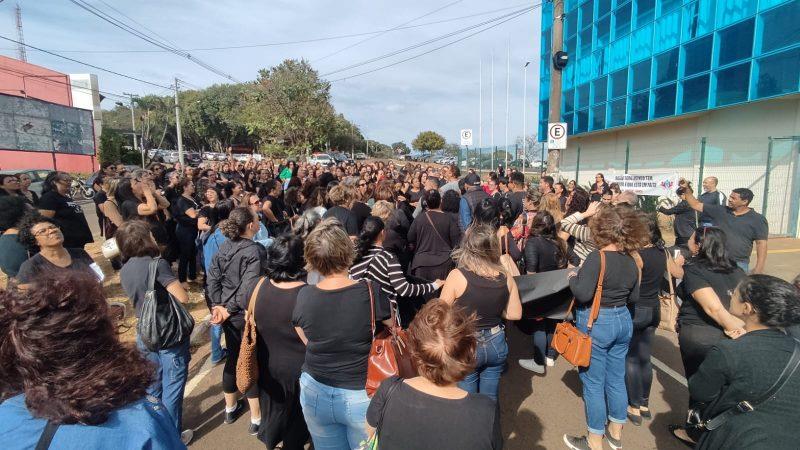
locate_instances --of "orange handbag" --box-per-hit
[236,277,266,393]
[551,251,606,367]
[365,281,417,397]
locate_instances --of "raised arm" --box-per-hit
[691,287,745,333]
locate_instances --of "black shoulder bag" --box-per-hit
[137,257,196,351]
[696,337,800,431]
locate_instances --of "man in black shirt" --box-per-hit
[38,172,93,249]
[683,183,768,273]
[506,172,527,221]
[698,176,726,226]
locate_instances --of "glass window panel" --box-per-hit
[592,104,607,130]
[654,9,681,53]
[716,0,756,28]
[577,83,591,109]
[581,1,594,29]
[578,56,592,83]
[756,48,800,98]
[615,2,632,38]
[631,59,652,92]
[563,88,575,112]
[580,26,593,57]
[630,23,654,62]
[715,62,751,106]
[564,62,575,89]
[593,76,608,104]
[595,16,611,48]
[609,98,627,126]
[682,0,716,41]
[565,36,577,57]
[593,48,608,76]
[655,48,679,85]
[761,1,800,54]
[611,69,628,98]
[541,31,551,54]
[660,0,681,15]
[539,100,549,122]
[566,10,579,36]
[653,83,677,117]
[575,109,589,133]
[683,35,712,76]
[610,36,631,71]
[718,19,754,67]
[681,74,709,112]
[629,91,650,122]
[636,0,656,27]
[598,0,612,18]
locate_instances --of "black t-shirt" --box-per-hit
[703,205,768,262]
[37,191,93,249]
[93,191,108,233]
[16,248,95,284]
[367,376,503,450]
[506,190,526,221]
[638,246,668,307]
[569,250,640,307]
[678,260,745,328]
[120,256,177,318]
[174,196,199,229]
[198,205,216,228]
[323,206,359,236]
[121,199,169,245]
[351,201,371,231]
[523,236,579,273]
[292,281,390,390]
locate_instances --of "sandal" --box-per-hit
[668,425,696,448]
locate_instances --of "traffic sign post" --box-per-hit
[460,129,473,146]
[547,122,567,150]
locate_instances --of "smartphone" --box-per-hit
[673,249,681,259]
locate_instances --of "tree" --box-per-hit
[391,141,410,155]
[98,128,125,164]
[443,142,461,157]
[411,131,446,153]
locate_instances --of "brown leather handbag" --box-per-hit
[365,281,417,397]
[552,251,606,367]
[236,277,267,393]
[658,250,678,332]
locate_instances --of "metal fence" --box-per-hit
[557,136,800,237]
[457,143,549,175]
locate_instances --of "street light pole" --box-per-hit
[504,40,510,171]
[522,62,530,174]
[120,93,140,167]
[174,78,184,167]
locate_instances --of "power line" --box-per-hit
[0,65,129,99]
[322,6,533,77]
[329,6,535,83]
[67,0,239,83]
[313,0,464,63]
[0,2,534,54]
[95,0,179,48]
[0,34,173,89]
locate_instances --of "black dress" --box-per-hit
[254,280,310,450]
[407,211,462,282]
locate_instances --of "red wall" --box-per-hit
[0,56,96,173]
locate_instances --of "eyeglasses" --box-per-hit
[33,225,60,236]
[359,183,367,187]
[250,200,262,206]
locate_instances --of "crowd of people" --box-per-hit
[0,156,798,450]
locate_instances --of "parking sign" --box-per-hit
[460,129,473,146]
[548,123,567,150]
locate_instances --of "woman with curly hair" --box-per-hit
[0,272,184,448]
[0,196,32,279]
[563,205,649,450]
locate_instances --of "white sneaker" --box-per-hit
[518,358,545,374]
[181,429,194,445]
[546,357,555,367]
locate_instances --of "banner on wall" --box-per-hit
[607,172,679,197]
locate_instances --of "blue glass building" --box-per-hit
[537,0,800,140]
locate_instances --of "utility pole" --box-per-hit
[547,0,565,174]
[479,58,482,152]
[522,61,530,174]
[15,4,26,62]
[122,93,141,167]
[490,50,494,171]
[504,40,510,170]
[174,78,184,166]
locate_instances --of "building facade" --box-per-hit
[538,0,800,237]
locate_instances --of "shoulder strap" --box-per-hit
[705,338,800,430]
[374,378,403,437]
[365,280,376,337]
[663,249,674,297]
[425,212,449,247]
[35,421,60,450]
[586,251,606,330]
[147,257,160,292]
[246,277,267,325]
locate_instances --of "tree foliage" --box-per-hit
[391,141,410,155]
[411,131,446,152]
[98,128,125,164]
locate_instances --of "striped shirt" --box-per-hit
[560,212,597,264]
[350,246,438,301]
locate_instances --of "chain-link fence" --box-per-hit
[556,136,800,237]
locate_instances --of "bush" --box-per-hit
[98,129,125,164]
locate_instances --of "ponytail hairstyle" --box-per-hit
[355,216,385,263]
[530,211,568,268]
[218,206,255,240]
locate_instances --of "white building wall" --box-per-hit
[69,74,102,151]
[558,96,800,236]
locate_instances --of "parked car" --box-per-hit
[308,153,334,165]
[331,152,354,165]
[354,152,367,160]
[185,152,203,165]
[0,169,52,197]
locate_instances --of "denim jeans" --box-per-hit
[458,327,508,402]
[299,372,370,450]
[625,304,659,409]
[136,336,191,431]
[736,260,749,273]
[210,323,225,362]
[531,319,557,365]
[576,306,633,435]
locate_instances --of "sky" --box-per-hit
[1,0,543,148]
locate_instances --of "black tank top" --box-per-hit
[457,269,509,330]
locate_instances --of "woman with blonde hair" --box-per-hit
[100,177,124,238]
[440,224,522,401]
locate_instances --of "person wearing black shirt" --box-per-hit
[366,300,503,450]
[589,173,610,202]
[173,179,200,284]
[408,190,462,282]
[292,219,391,450]
[37,171,93,250]
[16,217,98,287]
[261,179,290,236]
[117,178,169,247]
[563,205,647,450]
[658,187,697,247]
[697,176,726,226]
[322,184,359,236]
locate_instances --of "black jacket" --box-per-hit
[659,200,697,244]
[207,238,267,327]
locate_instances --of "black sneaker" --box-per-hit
[248,421,260,436]
[605,426,622,450]
[563,434,592,450]
[224,401,244,424]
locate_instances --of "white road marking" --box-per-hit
[184,356,214,396]
[652,356,688,387]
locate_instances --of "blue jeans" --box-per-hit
[458,327,508,401]
[210,323,225,362]
[137,336,191,431]
[299,372,370,450]
[736,260,749,273]
[532,319,557,365]
[576,306,633,435]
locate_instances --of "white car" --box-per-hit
[308,153,334,165]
